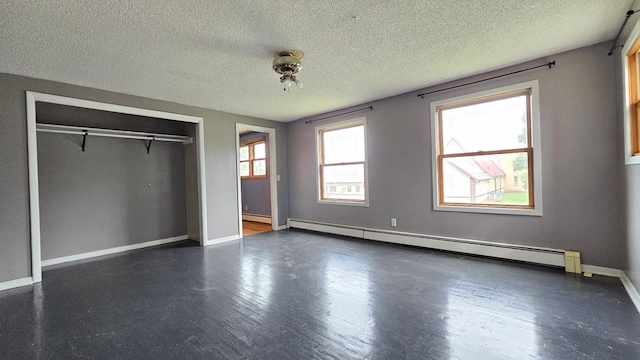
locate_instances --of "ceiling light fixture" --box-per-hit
[272,50,303,91]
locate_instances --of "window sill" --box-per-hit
[434,204,542,216]
[626,154,640,165]
[318,199,369,207]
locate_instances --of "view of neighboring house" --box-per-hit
[501,152,528,192]
[322,165,366,201]
[443,138,506,204]
[324,182,365,200]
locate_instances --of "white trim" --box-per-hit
[315,117,370,207]
[290,219,365,239]
[206,234,241,246]
[26,92,42,282]
[288,219,565,267]
[196,119,208,246]
[429,80,543,216]
[41,235,189,267]
[365,230,563,266]
[26,93,202,123]
[622,19,640,165]
[0,277,33,292]
[242,214,272,224]
[581,264,622,278]
[276,224,288,231]
[620,271,640,313]
[235,124,279,234]
[26,91,208,282]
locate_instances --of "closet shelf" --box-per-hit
[36,123,193,144]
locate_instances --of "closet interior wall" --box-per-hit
[36,103,192,261]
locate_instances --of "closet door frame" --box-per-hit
[26,91,207,283]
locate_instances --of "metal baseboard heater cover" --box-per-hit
[287,219,566,268]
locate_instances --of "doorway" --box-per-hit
[235,124,278,237]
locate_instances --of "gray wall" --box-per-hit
[288,42,624,268]
[240,132,271,217]
[36,103,188,260]
[0,72,289,283]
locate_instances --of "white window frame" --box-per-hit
[622,19,640,165]
[315,117,369,207]
[430,80,543,216]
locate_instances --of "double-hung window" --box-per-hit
[623,19,640,165]
[239,138,267,179]
[316,118,368,205]
[431,81,542,215]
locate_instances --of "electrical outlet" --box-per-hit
[391,218,397,227]
[244,205,248,211]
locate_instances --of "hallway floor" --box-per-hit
[242,220,272,236]
[1,229,639,359]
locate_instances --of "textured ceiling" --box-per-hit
[0,1,634,122]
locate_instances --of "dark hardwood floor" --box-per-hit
[1,229,639,359]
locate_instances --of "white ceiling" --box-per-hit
[0,1,634,122]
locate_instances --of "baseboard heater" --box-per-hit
[242,213,272,224]
[287,219,566,268]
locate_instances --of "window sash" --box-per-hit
[240,138,267,179]
[318,162,366,202]
[436,89,534,209]
[623,22,640,164]
[317,121,366,203]
[630,49,640,155]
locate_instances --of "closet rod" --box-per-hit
[36,123,192,144]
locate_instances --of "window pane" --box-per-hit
[322,164,365,201]
[239,161,250,177]
[239,145,249,161]
[253,159,266,176]
[323,125,365,164]
[441,95,528,155]
[254,142,266,159]
[441,153,529,206]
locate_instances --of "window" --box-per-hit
[623,20,640,165]
[316,118,368,205]
[239,137,267,179]
[431,81,542,215]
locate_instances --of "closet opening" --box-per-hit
[26,92,207,283]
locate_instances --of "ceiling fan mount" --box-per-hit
[272,50,304,91]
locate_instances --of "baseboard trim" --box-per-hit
[288,219,565,268]
[276,225,288,231]
[242,214,272,224]
[206,234,241,246]
[581,265,622,278]
[620,272,640,313]
[42,235,189,267]
[0,277,33,292]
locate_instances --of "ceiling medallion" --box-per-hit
[272,50,304,91]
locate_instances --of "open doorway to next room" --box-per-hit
[238,129,273,236]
